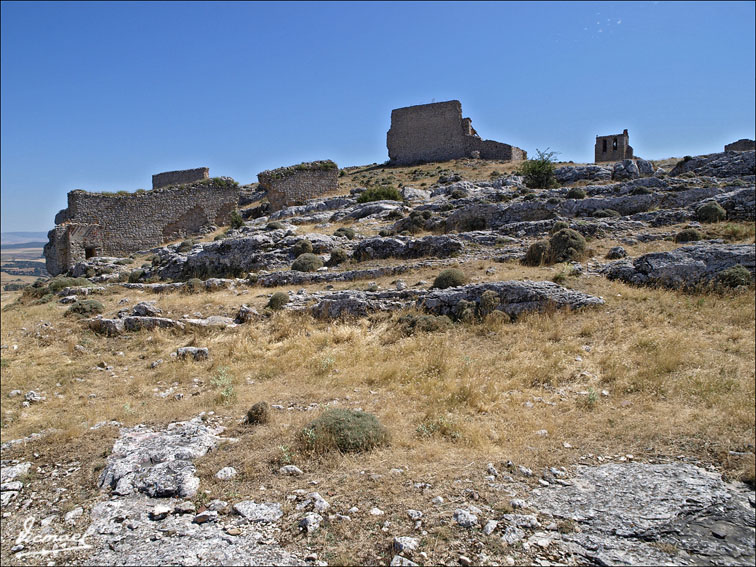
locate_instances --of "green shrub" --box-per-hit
[291,239,313,256]
[246,272,259,285]
[128,270,145,283]
[356,186,401,203]
[593,209,620,218]
[185,278,205,293]
[300,409,389,453]
[28,277,91,297]
[548,228,586,263]
[246,401,271,425]
[291,253,324,272]
[567,187,586,199]
[334,227,356,239]
[115,258,134,265]
[398,313,453,335]
[266,221,285,230]
[327,248,348,266]
[432,268,467,289]
[631,186,653,195]
[65,299,104,317]
[229,209,244,229]
[523,240,550,266]
[450,188,468,199]
[696,202,726,223]
[478,290,500,317]
[518,148,558,189]
[716,265,752,288]
[177,240,194,253]
[267,291,289,310]
[675,228,704,243]
[550,220,570,234]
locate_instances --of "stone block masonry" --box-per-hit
[595,130,633,162]
[152,168,209,189]
[45,178,240,275]
[725,139,756,152]
[258,160,339,211]
[386,100,526,165]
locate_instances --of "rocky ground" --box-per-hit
[1,151,754,565]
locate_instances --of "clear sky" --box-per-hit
[1,1,754,232]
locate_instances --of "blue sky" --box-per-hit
[2,1,754,232]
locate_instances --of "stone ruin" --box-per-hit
[258,160,339,212]
[725,138,756,152]
[595,129,634,162]
[152,167,209,189]
[44,171,240,276]
[386,100,527,165]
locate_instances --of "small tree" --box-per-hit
[518,148,558,189]
[229,209,244,229]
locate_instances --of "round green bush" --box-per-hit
[523,240,551,266]
[291,253,324,272]
[593,209,620,218]
[267,291,289,310]
[177,240,194,253]
[696,202,726,223]
[185,278,205,293]
[549,228,586,263]
[300,409,389,453]
[478,290,500,317]
[334,227,356,239]
[716,265,752,288]
[567,187,586,199]
[356,186,401,203]
[128,269,145,283]
[65,299,104,317]
[550,220,569,235]
[291,239,313,256]
[246,401,270,425]
[432,268,467,289]
[675,228,704,243]
[266,221,285,230]
[327,247,348,266]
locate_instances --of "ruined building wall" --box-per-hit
[386,100,526,165]
[725,139,756,152]
[258,162,339,211]
[45,179,239,275]
[595,130,633,162]
[152,168,209,189]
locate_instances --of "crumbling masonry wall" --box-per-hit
[45,179,240,275]
[725,139,756,152]
[258,161,339,211]
[595,130,634,162]
[386,100,526,165]
[152,168,209,189]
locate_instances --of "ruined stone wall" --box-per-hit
[595,130,633,162]
[45,179,239,275]
[152,168,209,189]
[725,139,756,152]
[386,100,526,165]
[258,161,339,211]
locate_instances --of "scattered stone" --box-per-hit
[279,465,303,476]
[176,347,209,361]
[215,467,237,481]
[193,510,218,524]
[453,508,478,528]
[393,536,420,555]
[483,519,498,535]
[149,504,172,521]
[233,501,283,523]
[299,512,323,533]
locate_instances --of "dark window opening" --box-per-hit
[602,139,607,152]
[613,138,618,151]
[85,247,97,259]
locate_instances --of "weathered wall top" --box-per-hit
[152,168,209,189]
[258,161,339,212]
[595,130,633,163]
[386,100,526,165]
[725,139,756,152]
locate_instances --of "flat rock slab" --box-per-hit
[603,243,755,288]
[529,462,755,566]
[98,418,222,498]
[287,280,604,320]
[84,495,303,566]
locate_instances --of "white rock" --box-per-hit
[215,467,237,480]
